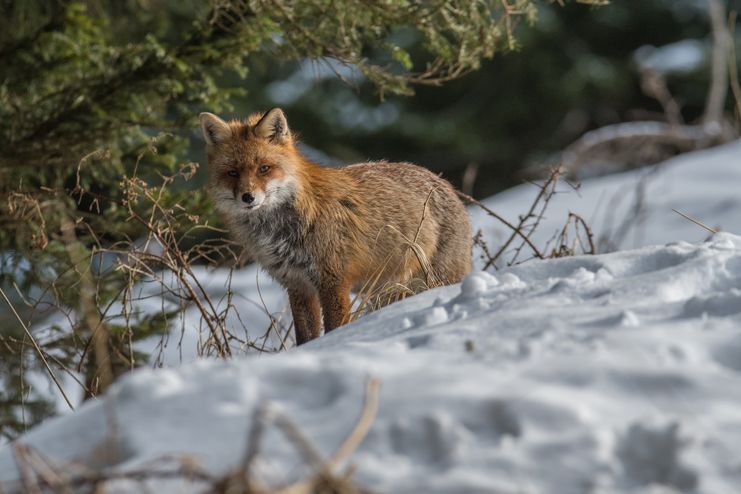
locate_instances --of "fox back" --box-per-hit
[201,108,472,344]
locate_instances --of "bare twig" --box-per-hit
[672,208,719,234]
[640,68,683,126]
[461,162,481,196]
[456,190,544,268]
[9,442,214,493]
[225,377,381,494]
[11,444,70,493]
[705,0,730,126]
[329,377,381,466]
[60,214,114,393]
[0,287,74,411]
[550,212,597,258]
[596,166,660,252]
[728,11,741,121]
[12,443,42,494]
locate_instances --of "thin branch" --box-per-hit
[60,215,114,393]
[728,11,741,121]
[329,377,380,466]
[672,208,719,234]
[456,190,544,266]
[705,0,730,125]
[0,287,75,411]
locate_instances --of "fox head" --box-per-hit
[200,108,301,215]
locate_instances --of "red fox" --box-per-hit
[200,108,472,345]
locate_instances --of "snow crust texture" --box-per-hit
[2,234,741,493]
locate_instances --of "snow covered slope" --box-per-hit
[2,233,741,493]
[129,140,741,368]
[473,139,741,253]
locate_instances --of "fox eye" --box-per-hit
[258,164,270,174]
[227,170,238,177]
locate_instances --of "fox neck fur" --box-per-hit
[230,163,360,289]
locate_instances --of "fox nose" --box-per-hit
[241,192,255,204]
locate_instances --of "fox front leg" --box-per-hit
[319,279,351,333]
[288,288,321,345]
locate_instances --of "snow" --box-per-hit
[2,142,741,492]
[266,58,362,105]
[3,234,741,492]
[473,139,741,255]
[633,39,706,75]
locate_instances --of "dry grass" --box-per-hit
[347,187,443,323]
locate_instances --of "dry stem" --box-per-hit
[0,287,74,411]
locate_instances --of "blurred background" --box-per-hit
[229,0,741,195]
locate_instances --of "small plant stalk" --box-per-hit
[60,215,114,394]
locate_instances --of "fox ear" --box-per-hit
[199,112,230,145]
[254,108,289,143]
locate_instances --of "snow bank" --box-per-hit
[473,139,741,254]
[634,39,706,75]
[3,232,741,493]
